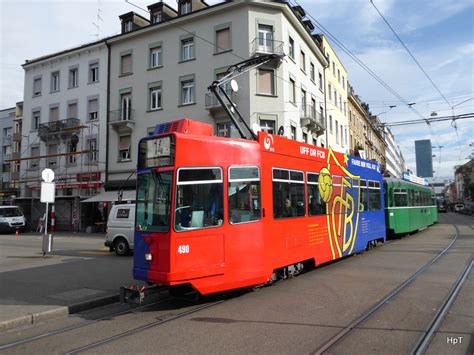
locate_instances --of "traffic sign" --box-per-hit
[42,168,55,183]
[41,182,55,203]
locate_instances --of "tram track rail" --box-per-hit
[64,299,226,354]
[0,291,173,351]
[412,257,473,354]
[1,287,229,354]
[313,223,466,355]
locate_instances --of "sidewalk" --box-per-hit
[0,233,134,331]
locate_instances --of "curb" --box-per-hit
[0,293,120,331]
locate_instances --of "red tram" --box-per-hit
[133,119,386,295]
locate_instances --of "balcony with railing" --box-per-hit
[38,118,82,142]
[109,109,135,131]
[300,105,326,136]
[250,38,285,58]
[205,90,236,113]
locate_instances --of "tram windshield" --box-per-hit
[136,171,173,232]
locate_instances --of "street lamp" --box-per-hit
[374,105,397,117]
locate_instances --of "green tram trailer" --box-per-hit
[384,178,438,236]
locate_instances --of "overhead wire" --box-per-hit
[369,0,452,109]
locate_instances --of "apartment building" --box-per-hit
[383,125,405,177]
[9,102,23,193]
[315,34,348,153]
[106,0,328,190]
[347,84,386,168]
[0,107,15,203]
[21,40,108,230]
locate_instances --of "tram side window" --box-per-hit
[368,181,381,211]
[228,166,261,224]
[394,188,408,207]
[175,168,223,231]
[273,168,305,219]
[359,179,368,211]
[307,172,325,216]
[409,189,414,207]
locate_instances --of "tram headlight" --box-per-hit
[145,253,152,261]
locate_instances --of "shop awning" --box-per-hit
[81,190,136,203]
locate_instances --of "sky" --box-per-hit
[1,0,473,180]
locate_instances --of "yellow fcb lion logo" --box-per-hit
[323,151,361,260]
[318,167,333,202]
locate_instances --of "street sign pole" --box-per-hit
[41,169,55,257]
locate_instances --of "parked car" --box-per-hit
[0,206,27,233]
[454,203,464,213]
[105,204,135,256]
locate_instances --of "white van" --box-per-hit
[0,206,27,233]
[105,204,135,256]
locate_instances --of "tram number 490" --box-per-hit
[178,245,190,254]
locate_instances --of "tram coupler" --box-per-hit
[120,284,166,305]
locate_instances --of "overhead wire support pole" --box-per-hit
[208,53,284,141]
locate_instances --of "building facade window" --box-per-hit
[88,138,97,163]
[216,122,231,137]
[152,13,162,24]
[328,84,332,101]
[120,93,132,120]
[69,67,78,88]
[51,71,60,92]
[300,50,306,72]
[329,115,333,134]
[49,106,59,121]
[291,125,296,140]
[150,46,162,68]
[47,144,58,168]
[67,136,78,164]
[303,132,308,143]
[88,98,99,120]
[33,77,42,96]
[179,0,191,15]
[181,79,195,105]
[258,69,275,96]
[288,36,294,59]
[89,62,99,83]
[150,86,162,110]
[32,111,40,130]
[119,135,131,160]
[289,78,295,103]
[310,63,315,82]
[67,102,77,119]
[319,72,323,90]
[258,25,273,53]
[123,20,132,33]
[260,119,275,134]
[121,53,132,74]
[181,37,194,61]
[336,120,339,144]
[30,146,40,169]
[215,27,231,53]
